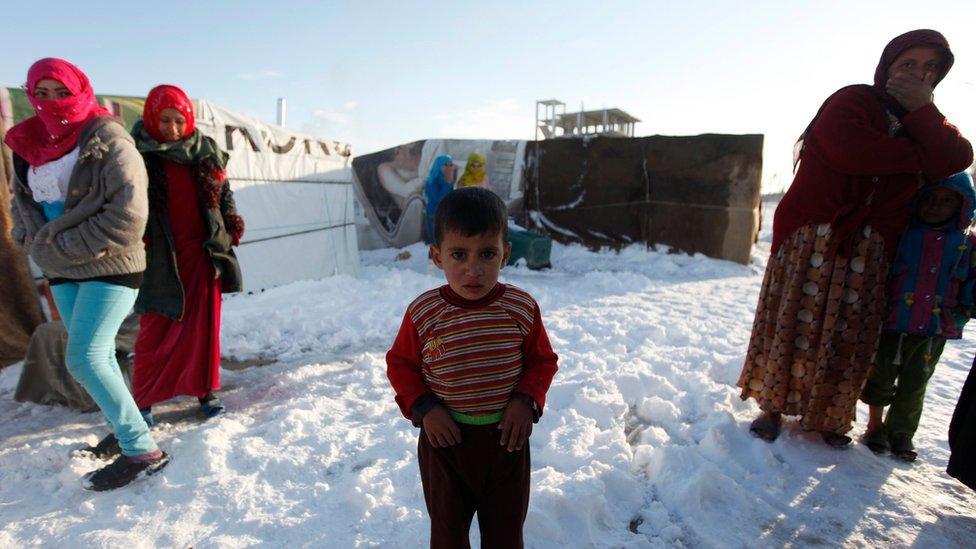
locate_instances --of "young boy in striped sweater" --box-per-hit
[387,187,559,547]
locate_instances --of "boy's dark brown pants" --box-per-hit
[418,422,530,549]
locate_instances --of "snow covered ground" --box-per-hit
[1,207,975,547]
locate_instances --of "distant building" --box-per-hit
[535,99,640,139]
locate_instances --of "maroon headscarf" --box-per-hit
[873,29,954,113]
[142,84,196,143]
[3,58,112,167]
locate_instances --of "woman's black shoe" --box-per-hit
[81,452,170,491]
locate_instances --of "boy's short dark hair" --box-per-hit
[434,187,508,245]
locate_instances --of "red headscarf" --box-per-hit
[3,58,111,167]
[142,84,195,143]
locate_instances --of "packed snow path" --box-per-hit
[1,230,974,546]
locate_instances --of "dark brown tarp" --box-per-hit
[0,112,45,368]
[523,134,763,264]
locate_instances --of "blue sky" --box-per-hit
[2,0,974,192]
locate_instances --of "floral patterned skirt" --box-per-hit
[738,224,888,434]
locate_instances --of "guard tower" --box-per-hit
[535,98,640,139]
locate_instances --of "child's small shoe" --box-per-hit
[81,451,170,491]
[820,431,853,448]
[861,428,889,454]
[889,434,917,462]
[200,397,226,418]
[75,433,121,460]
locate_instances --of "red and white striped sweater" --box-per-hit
[386,283,558,420]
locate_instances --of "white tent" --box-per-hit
[194,100,360,289]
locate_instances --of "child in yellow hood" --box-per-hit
[457,152,490,189]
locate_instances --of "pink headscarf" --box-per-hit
[142,84,196,143]
[3,58,112,167]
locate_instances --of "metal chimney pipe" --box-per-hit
[276,98,287,127]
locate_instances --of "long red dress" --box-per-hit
[133,161,222,408]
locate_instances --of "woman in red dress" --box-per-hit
[132,85,245,423]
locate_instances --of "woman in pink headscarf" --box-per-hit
[6,58,168,490]
[130,85,244,424]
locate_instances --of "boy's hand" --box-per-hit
[498,398,534,452]
[422,405,462,447]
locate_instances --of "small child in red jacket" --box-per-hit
[387,187,558,548]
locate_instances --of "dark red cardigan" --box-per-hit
[773,85,973,260]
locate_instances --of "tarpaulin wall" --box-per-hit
[0,87,359,293]
[524,134,762,264]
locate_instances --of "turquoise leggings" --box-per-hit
[51,281,158,456]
